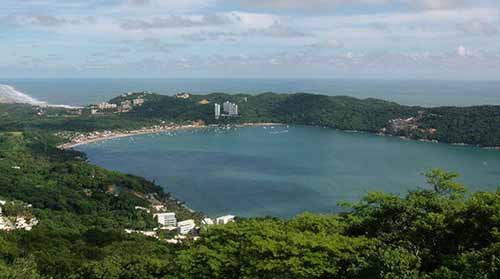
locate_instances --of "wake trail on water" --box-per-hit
[0,84,81,109]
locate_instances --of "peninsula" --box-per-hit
[2,91,500,148]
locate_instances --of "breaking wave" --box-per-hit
[0,84,80,109]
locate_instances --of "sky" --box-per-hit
[1,0,500,79]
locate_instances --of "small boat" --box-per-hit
[269,130,289,135]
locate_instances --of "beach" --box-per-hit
[58,123,207,149]
[58,122,284,149]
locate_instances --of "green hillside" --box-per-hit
[0,131,499,278]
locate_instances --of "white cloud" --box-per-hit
[456,20,499,36]
[232,0,497,12]
[118,14,239,31]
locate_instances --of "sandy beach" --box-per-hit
[58,124,207,149]
[58,122,284,149]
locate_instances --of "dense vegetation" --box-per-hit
[1,93,500,278]
[128,92,500,147]
[3,91,500,147]
[0,130,499,278]
[0,131,199,278]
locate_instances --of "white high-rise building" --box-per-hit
[215,103,221,119]
[223,101,238,116]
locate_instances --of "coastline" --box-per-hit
[57,119,500,151]
[58,122,285,149]
[58,124,207,149]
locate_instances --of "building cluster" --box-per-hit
[215,101,239,119]
[125,201,236,244]
[384,111,438,136]
[96,102,117,110]
[90,94,146,115]
[387,117,419,132]
[202,215,235,226]
[0,200,39,232]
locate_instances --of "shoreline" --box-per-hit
[58,124,207,149]
[58,121,500,151]
[58,122,285,149]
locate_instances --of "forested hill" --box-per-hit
[118,92,500,147]
[0,131,499,278]
[1,92,500,147]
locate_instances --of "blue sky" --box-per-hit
[1,0,500,79]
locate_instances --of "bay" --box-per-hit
[75,125,500,218]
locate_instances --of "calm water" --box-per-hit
[2,78,500,107]
[76,126,500,218]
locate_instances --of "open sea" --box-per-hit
[2,78,499,218]
[1,78,500,107]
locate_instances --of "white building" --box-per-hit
[176,93,191,99]
[133,98,145,106]
[0,200,5,215]
[202,217,214,226]
[223,101,238,116]
[153,204,165,212]
[15,217,38,231]
[216,215,235,225]
[215,103,221,120]
[96,102,117,110]
[154,212,176,226]
[177,219,196,235]
[0,217,13,231]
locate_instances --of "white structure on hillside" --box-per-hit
[154,212,177,226]
[0,217,13,231]
[215,103,221,120]
[216,215,235,225]
[177,219,196,234]
[133,98,144,106]
[202,217,214,226]
[96,102,117,110]
[223,101,238,116]
[176,93,191,99]
[15,217,38,231]
[153,204,165,212]
[0,200,5,215]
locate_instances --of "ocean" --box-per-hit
[2,78,500,107]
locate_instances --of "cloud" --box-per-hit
[181,22,307,42]
[456,20,499,36]
[248,22,308,38]
[232,0,495,12]
[307,39,344,49]
[0,14,67,27]
[0,13,96,28]
[128,0,150,6]
[141,37,181,53]
[234,0,389,12]
[403,0,469,10]
[119,0,219,13]
[182,31,239,42]
[119,13,239,30]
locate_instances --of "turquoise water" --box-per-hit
[2,78,500,107]
[76,126,500,218]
